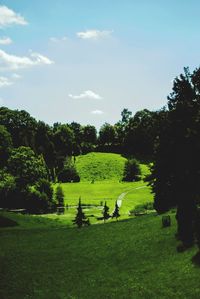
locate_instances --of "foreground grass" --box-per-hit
[0,212,200,299]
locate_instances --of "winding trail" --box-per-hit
[117,186,147,207]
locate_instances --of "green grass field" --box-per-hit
[55,152,152,222]
[2,152,198,299]
[75,152,127,181]
[0,211,200,299]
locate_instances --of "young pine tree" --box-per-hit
[103,201,110,222]
[73,197,88,228]
[55,185,64,207]
[112,201,120,220]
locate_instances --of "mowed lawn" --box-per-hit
[0,212,200,299]
[52,180,153,225]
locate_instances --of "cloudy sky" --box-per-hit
[0,0,200,128]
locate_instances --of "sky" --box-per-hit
[0,0,200,128]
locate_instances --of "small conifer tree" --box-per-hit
[112,201,120,220]
[73,197,87,228]
[55,185,64,207]
[103,201,110,222]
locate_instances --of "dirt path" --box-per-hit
[117,186,146,207]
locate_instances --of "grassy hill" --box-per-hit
[75,152,127,181]
[0,211,199,299]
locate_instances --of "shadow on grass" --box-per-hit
[192,251,200,267]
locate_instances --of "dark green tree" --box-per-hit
[57,158,80,182]
[112,201,120,220]
[0,170,16,208]
[0,125,12,168]
[0,107,37,149]
[53,124,75,174]
[7,146,47,187]
[123,158,141,181]
[73,198,88,228]
[55,185,64,207]
[103,201,110,222]
[151,67,200,248]
[35,178,54,205]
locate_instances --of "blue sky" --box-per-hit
[0,0,200,128]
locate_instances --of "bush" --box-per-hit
[57,160,80,182]
[129,202,154,215]
[123,158,141,182]
[26,189,49,214]
[35,178,53,202]
[0,170,16,208]
[55,185,64,207]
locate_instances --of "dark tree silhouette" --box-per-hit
[55,185,64,207]
[103,201,110,222]
[151,67,200,248]
[73,198,89,228]
[112,201,120,220]
[123,158,141,181]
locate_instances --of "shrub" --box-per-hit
[0,170,16,208]
[55,185,64,207]
[35,178,53,202]
[57,160,80,182]
[26,189,49,214]
[123,158,141,181]
[129,202,154,215]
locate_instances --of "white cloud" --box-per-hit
[12,73,22,79]
[0,37,12,45]
[0,5,28,27]
[0,49,54,70]
[50,36,68,43]
[0,76,13,87]
[91,110,104,115]
[77,30,113,40]
[68,90,102,100]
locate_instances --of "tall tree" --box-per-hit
[151,67,200,248]
[0,125,12,168]
[7,146,47,187]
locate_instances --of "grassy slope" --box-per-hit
[59,153,152,216]
[0,212,199,299]
[75,152,127,181]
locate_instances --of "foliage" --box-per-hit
[35,178,53,200]
[129,202,154,215]
[73,198,89,228]
[57,158,80,182]
[102,201,110,221]
[7,146,47,187]
[98,123,117,148]
[55,185,64,207]
[0,125,12,168]
[0,170,16,208]
[0,107,38,148]
[112,201,120,219]
[26,189,49,213]
[151,67,200,246]
[123,158,141,181]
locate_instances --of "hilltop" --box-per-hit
[75,152,127,181]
